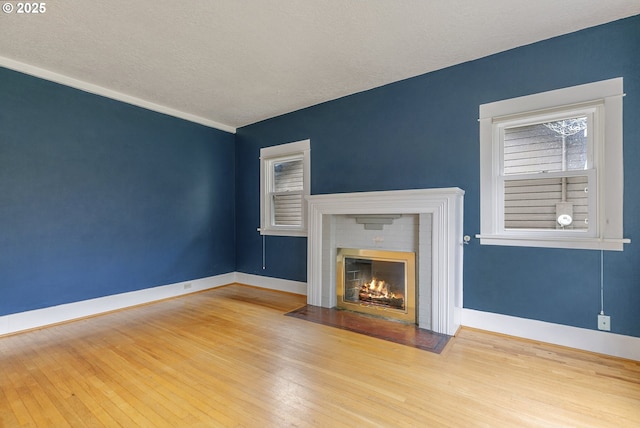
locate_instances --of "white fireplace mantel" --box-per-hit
[306,188,464,336]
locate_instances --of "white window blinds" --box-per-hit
[259,139,310,237]
[272,158,304,226]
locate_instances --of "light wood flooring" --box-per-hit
[1,284,639,427]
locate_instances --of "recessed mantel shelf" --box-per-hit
[351,214,402,230]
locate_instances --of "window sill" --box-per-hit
[475,234,630,251]
[258,228,307,238]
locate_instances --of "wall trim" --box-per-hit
[462,308,640,361]
[0,273,235,336]
[234,272,307,295]
[0,55,236,134]
[3,272,638,361]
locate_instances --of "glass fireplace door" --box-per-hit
[336,248,416,323]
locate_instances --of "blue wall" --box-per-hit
[0,68,236,316]
[2,15,638,338]
[235,15,640,337]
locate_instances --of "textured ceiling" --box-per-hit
[1,1,639,131]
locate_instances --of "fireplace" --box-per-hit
[336,248,416,323]
[306,188,464,335]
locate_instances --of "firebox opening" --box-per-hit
[336,248,416,324]
[345,258,406,310]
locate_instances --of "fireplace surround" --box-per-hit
[306,188,464,336]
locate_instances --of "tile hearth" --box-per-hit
[285,305,450,354]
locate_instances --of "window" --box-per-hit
[501,111,594,233]
[260,139,310,236]
[477,78,629,250]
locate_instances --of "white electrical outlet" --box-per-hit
[598,314,611,331]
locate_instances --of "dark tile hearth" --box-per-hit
[285,305,450,354]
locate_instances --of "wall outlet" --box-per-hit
[598,314,611,331]
[183,282,192,290]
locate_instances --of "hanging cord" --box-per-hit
[600,250,605,315]
[262,234,266,270]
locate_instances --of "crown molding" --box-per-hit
[0,56,236,134]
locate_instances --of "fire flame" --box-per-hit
[361,278,402,300]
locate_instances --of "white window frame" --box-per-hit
[477,78,630,251]
[259,139,310,237]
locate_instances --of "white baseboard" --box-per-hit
[234,272,307,295]
[3,274,637,361]
[0,272,306,336]
[462,308,640,361]
[0,273,235,336]
[233,275,640,361]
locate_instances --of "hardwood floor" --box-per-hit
[1,284,639,427]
